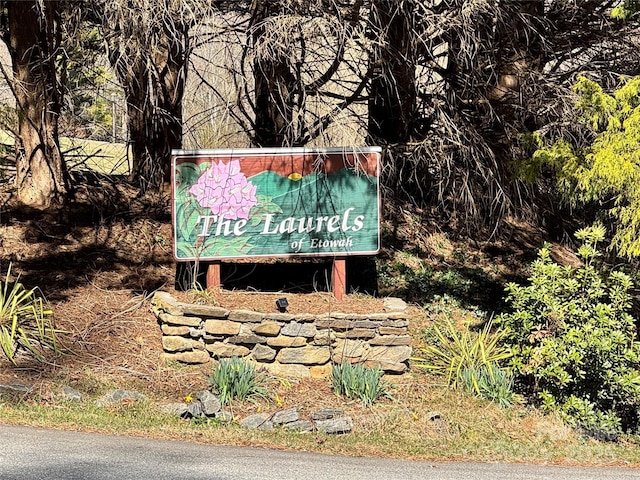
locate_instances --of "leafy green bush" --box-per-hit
[540,392,622,441]
[496,225,640,435]
[207,357,269,404]
[0,263,60,364]
[331,362,391,407]
[412,320,512,393]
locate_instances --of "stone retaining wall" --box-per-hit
[151,291,412,378]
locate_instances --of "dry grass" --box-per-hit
[1,130,129,175]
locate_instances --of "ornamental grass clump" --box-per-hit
[331,362,391,407]
[207,357,269,405]
[412,319,512,395]
[0,263,61,364]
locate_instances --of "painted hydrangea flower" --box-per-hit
[189,160,258,220]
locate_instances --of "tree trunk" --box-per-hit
[368,0,416,144]
[6,1,68,208]
[110,24,187,191]
[491,1,545,104]
[252,0,297,147]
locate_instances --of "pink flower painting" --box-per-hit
[189,160,258,220]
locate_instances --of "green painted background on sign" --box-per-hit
[172,149,380,260]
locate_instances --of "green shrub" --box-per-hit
[207,357,269,405]
[378,258,503,312]
[529,76,640,258]
[496,225,640,435]
[331,362,391,407]
[0,263,60,364]
[412,320,512,393]
[540,392,622,441]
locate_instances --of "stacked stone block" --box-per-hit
[151,291,411,377]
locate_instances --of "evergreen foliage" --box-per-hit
[61,25,114,141]
[612,0,640,21]
[532,76,640,257]
[497,226,640,435]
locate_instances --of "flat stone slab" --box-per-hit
[277,346,330,365]
[61,386,83,402]
[383,297,407,312]
[311,408,345,420]
[0,383,33,395]
[96,389,146,406]
[228,310,265,322]
[252,321,282,336]
[180,304,230,318]
[159,312,202,328]
[205,342,250,357]
[315,416,353,434]
[272,407,299,425]
[204,320,241,335]
[252,344,277,361]
[281,322,317,338]
[241,413,272,429]
[164,351,210,364]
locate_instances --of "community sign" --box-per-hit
[172,147,381,260]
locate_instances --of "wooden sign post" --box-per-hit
[172,147,380,298]
[332,257,347,301]
[206,262,221,289]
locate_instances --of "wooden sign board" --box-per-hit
[172,147,381,261]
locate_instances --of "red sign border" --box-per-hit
[171,147,381,261]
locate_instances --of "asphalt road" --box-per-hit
[0,425,638,480]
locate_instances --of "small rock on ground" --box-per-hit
[96,389,146,407]
[61,386,83,402]
[0,383,32,395]
[272,407,299,425]
[315,416,353,434]
[241,413,272,430]
[311,408,344,420]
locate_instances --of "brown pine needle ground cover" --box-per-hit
[1,180,640,467]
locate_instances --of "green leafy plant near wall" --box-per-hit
[496,225,640,437]
[331,362,392,407]
[460,363,517,408]
[0,263,61,364]
[207,357,269,405]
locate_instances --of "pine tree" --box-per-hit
[533,76,640,257]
